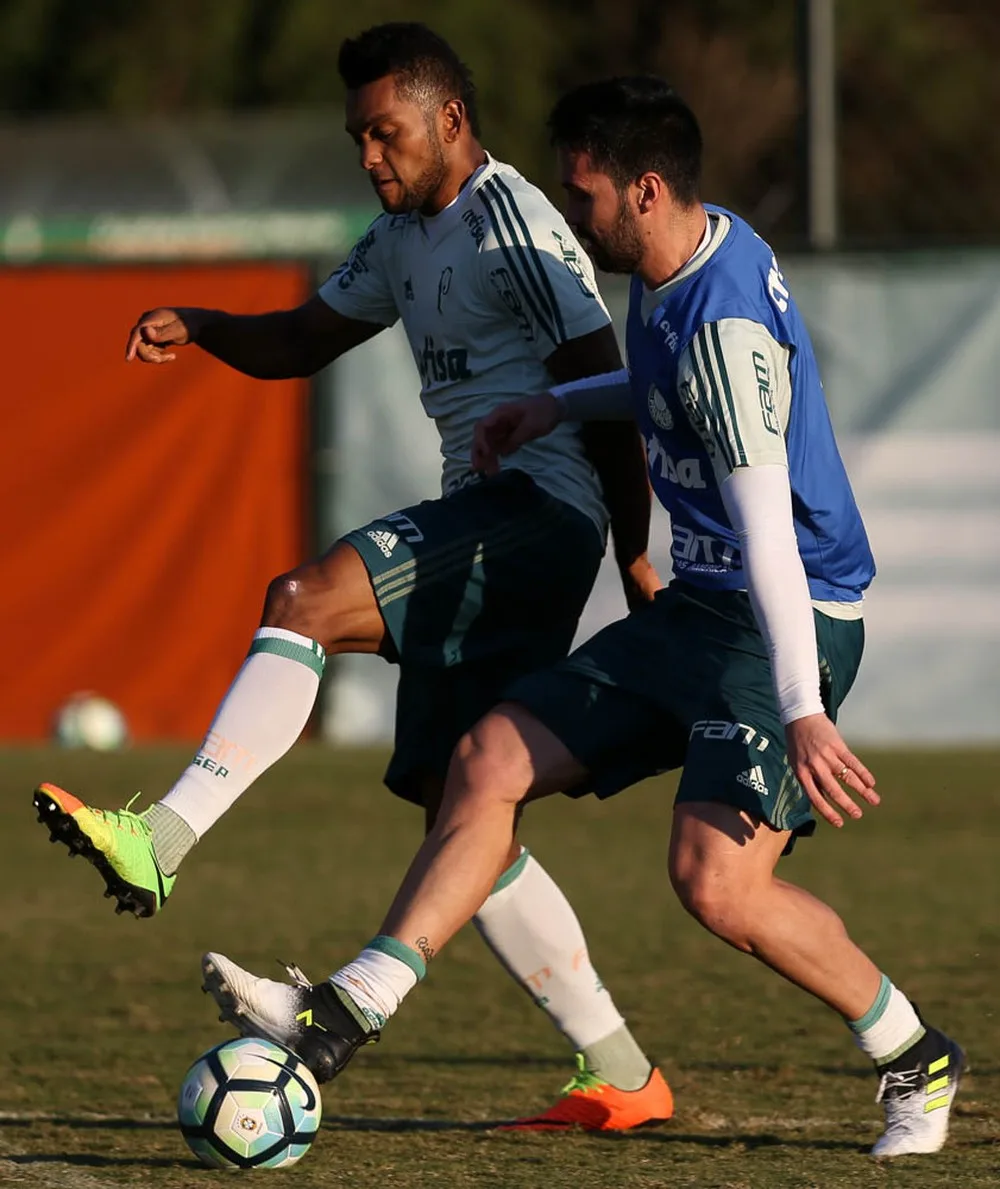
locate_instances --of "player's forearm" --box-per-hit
[721,465,824,723]
[580,421,652,569]
[189,308,326,380]
[551,369,634,421]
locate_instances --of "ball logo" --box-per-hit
[237,1114,261,1133]
[647,385,673,430]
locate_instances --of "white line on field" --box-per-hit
[0,1146,128,1189]
[0,1109,853,1132]
[0,1119,166,1189]
[0,1112,174,1125]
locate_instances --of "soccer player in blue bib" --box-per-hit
[219,77,964,1156]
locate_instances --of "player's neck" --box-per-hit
[637,203,709,290]
[419,144,489,217]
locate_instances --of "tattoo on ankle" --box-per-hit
[414,936,436,963]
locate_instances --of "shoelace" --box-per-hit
[98,792,146,835]
[560,1053,606,1097]
[279,960,312,989]
[876,1065,922,1104]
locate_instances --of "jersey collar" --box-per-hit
[639,210,732,323]
[418,154,497,246]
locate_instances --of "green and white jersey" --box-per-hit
[318,156,611,538]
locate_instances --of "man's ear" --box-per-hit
[636,171,666,214]
[441,99,465,144]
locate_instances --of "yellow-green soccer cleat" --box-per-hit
[32,783,175,918]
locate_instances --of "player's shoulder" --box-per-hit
[470,157,573,249]
[351,210,418,254]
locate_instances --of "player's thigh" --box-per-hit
[363,474,602,803]
[676,603,866,845]
[504,615,689,802]
[387,644,582,804]
[453,700,591,803]
[342,472,602,671]
[668,800,791,905]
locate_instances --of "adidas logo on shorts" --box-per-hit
[366,529,400,558]
[736,764,769,795]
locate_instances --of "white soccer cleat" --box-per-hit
[201,951,309,1047]
[201,950,380,1085]
[871,1030,965,1157]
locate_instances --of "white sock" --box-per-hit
[848,974,925,1064]
[472,849,627,1051]
[330,938,427,1030]
[159,628,324,839]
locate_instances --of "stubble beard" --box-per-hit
[587,201,644,274]
[380,127,448,215]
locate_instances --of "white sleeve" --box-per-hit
[550,369,634,420]
[678,318,792,487]
[478,179,610,357]
[720,464,825,724]
[317,217,399,328]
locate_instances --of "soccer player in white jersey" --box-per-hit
[32,29,674,1129]
[202,78,964,1157]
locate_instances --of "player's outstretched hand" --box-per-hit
[125,307,201,364]
[785,713,878,829]
[472,393,562,475]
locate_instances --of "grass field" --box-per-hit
[0,744,997,1188]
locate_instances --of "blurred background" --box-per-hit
[1,0,997,748]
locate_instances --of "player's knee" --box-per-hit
[262,568,338,643]
[669,856,752,948]
[262,571,310,628]
[447,713,533,811]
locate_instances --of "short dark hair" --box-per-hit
[548,77,701,205]
[338,22,480,136]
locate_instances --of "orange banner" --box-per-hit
[0,263,310,740]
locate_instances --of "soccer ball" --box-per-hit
[177,1037,322,1170]
[54,692,128,752]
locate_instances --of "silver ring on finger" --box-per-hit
[838,765,849,781]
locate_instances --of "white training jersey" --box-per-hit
[318,155,611,538]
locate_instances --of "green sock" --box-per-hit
[144,803,197,876]
[580,1025,652,1092]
